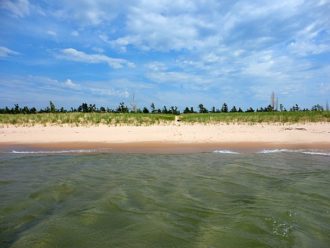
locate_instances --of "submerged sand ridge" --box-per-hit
[1,123,329,148]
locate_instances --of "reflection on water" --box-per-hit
[0,152,329,247]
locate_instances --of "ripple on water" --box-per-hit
[0,152,329,247]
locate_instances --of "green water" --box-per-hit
[0,152,329,247]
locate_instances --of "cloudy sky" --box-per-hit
[0,0,329,110]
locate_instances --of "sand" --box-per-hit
[1,123,330,152]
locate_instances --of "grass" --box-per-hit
[180,111,330,124]
[0,113,175,126]
[0,111,329,126]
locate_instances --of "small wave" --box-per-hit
[213,150,240,154]
[258,149,330,156]
[258,149,290,154]
[10,149,98,154]
[301,152,330,156]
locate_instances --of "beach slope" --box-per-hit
[1,123,330,152]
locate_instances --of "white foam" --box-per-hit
[301,152,330,156]
[213,150,240,154]
[258,149,330,156]
[258,149,291,154]
[11,149,98,154]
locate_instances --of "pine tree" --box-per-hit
[150,103,155,113]
[230,106,237,112]
[221,103,228,113]
[49,101,56,113]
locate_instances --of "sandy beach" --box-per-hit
[1,123,330,152]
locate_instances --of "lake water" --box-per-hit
[1,150,330,247]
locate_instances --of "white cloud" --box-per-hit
[1,0,329,108]
[288,20,330,56]
[64,79,79,89]
[58,48,135,69]
[289,41,330,56]
[47,30,57,37]
[146,62,168,72]
[103,0,222,51]
[104,0,319,52]
[91,47,104,53]
[0,46,19,57]
[89,87,129,98]
[0,0,30,17]
[52,0,134,26]
[62,78,129,98]
[0,75,132,105]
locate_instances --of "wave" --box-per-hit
[301,151,330,156]
[213,150,240,154]
[10,149,99,154]
[258,149,291,154]
[258,149,330,156]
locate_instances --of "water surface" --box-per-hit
[1,151,329,247]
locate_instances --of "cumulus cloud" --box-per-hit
[58,48,134,69]
[1,0,329,108]
[0,46,19,57]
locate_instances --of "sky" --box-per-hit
[0,0,330,110]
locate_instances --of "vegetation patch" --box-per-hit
[0,101,329,126]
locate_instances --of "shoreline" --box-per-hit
[1,141,330,154]
[1,123,330,153]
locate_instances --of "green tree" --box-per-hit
[230,106,237,112]
[50,101,56,113]
[246,107,254,112]
[162,106,168,114]
[116,102,129,113]
[279,104,284,112]
[183,107,191,114]
[311,104,323,111]
[22,106,30,114]
[150,103,155,113]
[211,106,216,113]
[170,106,179,115]
[198,104,208,113]
[143,107,149,113]
[30,107,37,114]
[290,104,299,112]
[221,103,228,113]
[14,104,20,114]
[190,107,195,113]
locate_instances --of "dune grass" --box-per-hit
[180,111,330,124]
[0,111,329,126]
[0,113,175,126]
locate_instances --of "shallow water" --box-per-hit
[0,151,329,247]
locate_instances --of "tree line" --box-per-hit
[0,101,328,115]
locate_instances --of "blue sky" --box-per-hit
[0,0,329,110]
